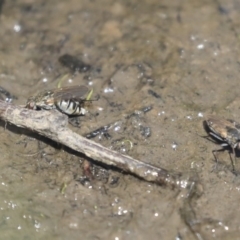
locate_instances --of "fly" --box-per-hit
[26,85,90,116]
[203,116,240,170]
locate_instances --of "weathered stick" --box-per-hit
[0,101,199,191]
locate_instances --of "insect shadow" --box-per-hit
[203,116,240,172]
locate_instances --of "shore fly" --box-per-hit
[26,85,90,116]
[203,116,240,170]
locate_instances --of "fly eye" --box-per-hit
[27,101,36,109]
[209,121,213,125]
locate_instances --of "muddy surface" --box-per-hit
[1,0,240,239]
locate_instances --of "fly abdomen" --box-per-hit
[26,85,90,115]
[56,99,86,115]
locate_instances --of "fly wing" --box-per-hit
[227,119,240,131]
[206,116,240,146]
[52,85,89,101]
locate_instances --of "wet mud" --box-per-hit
[1,0,240,239]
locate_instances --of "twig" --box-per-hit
[0,100,200,192]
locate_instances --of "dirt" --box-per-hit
[1,0,240,239]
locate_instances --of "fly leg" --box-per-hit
[212,148,227,171]
[212,147,236,172]
[230,147,237,172]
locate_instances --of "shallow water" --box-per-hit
[1,0,240,239]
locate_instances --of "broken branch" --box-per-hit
[0,101,200,192]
